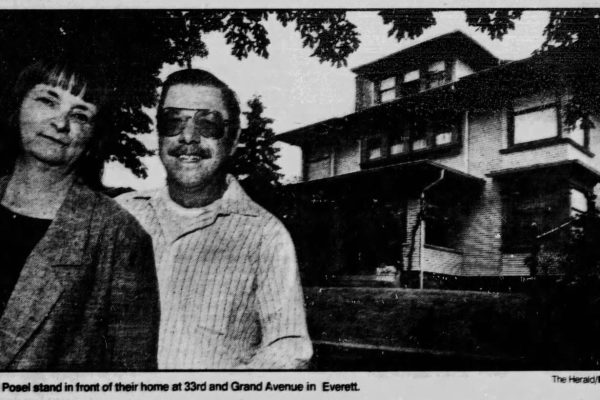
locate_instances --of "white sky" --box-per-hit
[103,10,550,190]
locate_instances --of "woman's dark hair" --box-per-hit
[0,58,115,188]
[157,69,241,146]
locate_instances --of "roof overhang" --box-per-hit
[286,160,484,199]
[488,160,600,187]
[276,83,458,147]
[277,49,583,148]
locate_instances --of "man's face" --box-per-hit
[159,84,235,189]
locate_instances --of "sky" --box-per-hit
[102,10,550,190]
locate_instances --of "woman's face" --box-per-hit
[18,83,98,169]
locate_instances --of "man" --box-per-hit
[117,69,312,369]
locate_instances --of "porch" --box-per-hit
[282,160,483,287]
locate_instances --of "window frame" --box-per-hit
[501,183,567,253]
[424,202,459,250]
[365,136,384,161]
[566,117,591,150]
[378,76,397,104]
[423,60,448,90]
[508,103,562,147]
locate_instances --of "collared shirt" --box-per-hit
[117,176,312,369]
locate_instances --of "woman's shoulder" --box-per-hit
[88,188,150,240]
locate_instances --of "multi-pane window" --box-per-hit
[512,105,559,144]
[379,76,396,103]
[362,116,460,164]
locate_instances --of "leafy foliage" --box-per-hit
[464,10,523,40]
[378,10,436,41]
[276,11,361,67]
[537,10,600,131]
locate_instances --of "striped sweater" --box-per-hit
[117,176,312,369]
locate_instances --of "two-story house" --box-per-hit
[277,31,600,289]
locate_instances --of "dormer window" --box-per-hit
[379,76,396,103]
[425,61,447,89]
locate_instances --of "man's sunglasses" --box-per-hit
[157,107,230,139]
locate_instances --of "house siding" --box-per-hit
[405,198,422,271]
[334,140,361,175]
[460,110,504,276]
[422,246,463,275]
[307,157,331,181]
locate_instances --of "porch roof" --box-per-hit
[286,160,484,198]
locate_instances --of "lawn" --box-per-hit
[304,287,531,363]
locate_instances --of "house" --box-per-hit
[277,31,600,290]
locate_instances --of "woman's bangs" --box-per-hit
[45,66,89,100]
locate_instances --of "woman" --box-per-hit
[0,59,159,370]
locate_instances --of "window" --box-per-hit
[379,76,396,103]
[428,61,445,73]
[402,69,421,96]
[412,137,428,151]
[425,61,447,89]
[411,118,457,151]
[570,188,588,216]
[364,80,376,107]
[307,147,330,162]
[404,69,420,83]
[435,132,453,146]
[512,105,558,145]
[366,137,382,160]
[306,147,331,180]
[425,201,459,249]
[362,116,460,165]
[502,186,563,251]
[390,135,408,155]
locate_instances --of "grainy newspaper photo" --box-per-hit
[0,5,600,400]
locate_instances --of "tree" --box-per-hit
[0,9,595,186]
[231,95,282,206]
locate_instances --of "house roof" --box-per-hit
[277,48,573,147]
[351,30,499,77]
[276,83,459,146]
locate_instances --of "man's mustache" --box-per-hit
[168,146,212,159]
